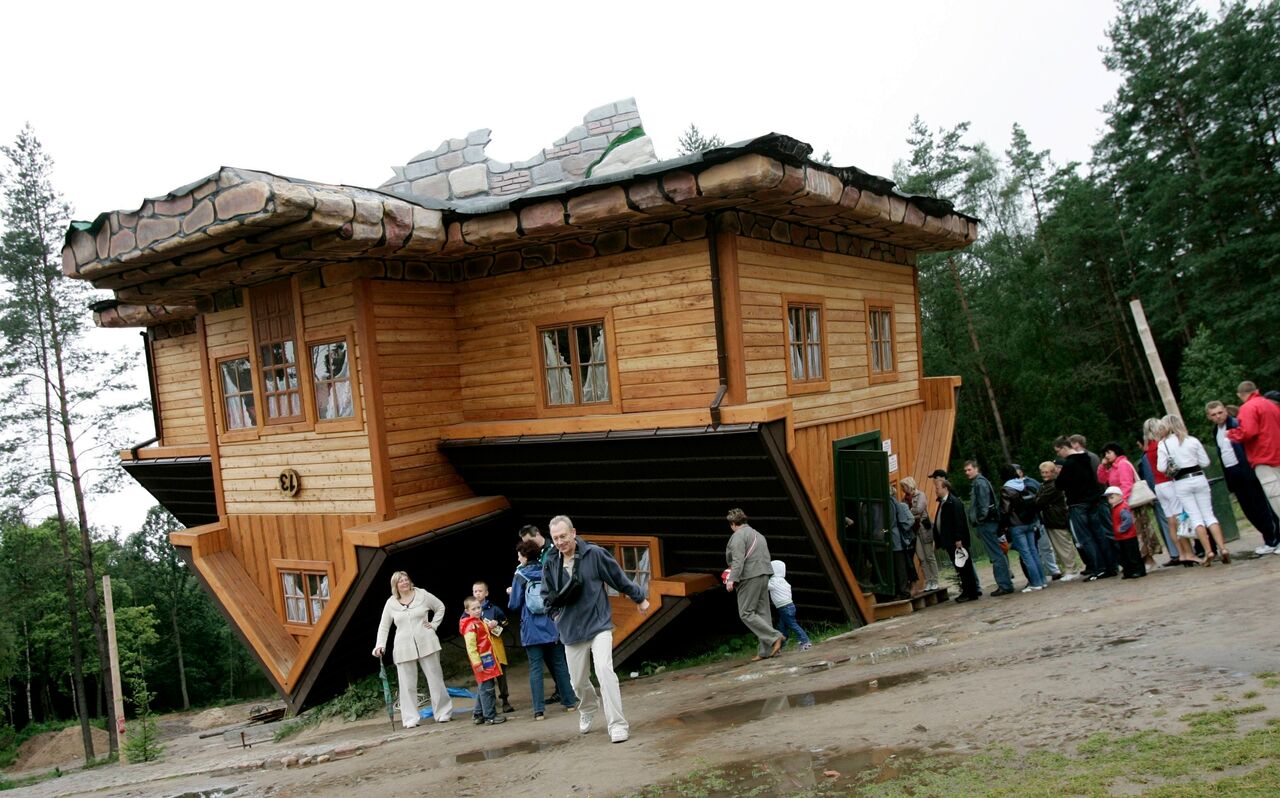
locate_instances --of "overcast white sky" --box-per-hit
[1,0,1128,535]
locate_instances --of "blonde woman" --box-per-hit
[1144,418,1199,566]
[1156,415,1229,566]
[901,477,939,591]
[372,571,454,727]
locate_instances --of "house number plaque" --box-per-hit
[278,469,301,497]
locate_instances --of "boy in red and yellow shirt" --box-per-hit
[1106,486,1146,580]
[461,596,506,725]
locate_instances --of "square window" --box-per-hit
[539,319,611,407]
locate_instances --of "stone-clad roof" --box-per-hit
[64,101,979,325]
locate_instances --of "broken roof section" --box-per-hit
[63,98,979,323]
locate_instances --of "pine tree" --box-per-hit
[675,124,724,155]
[1177,324,1244,419]
[0,125,140,756]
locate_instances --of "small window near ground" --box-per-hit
[310,340,354,420]
[218,357,256,430]
[540,320,611,406]
[281,570,330,625]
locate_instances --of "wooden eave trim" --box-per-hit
[438,400,793,442]
[344,495,510,549]
[119,444,211,461]
[792,397,923,431]
[354,278,394,521]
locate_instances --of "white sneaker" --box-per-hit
[579,708,596,734]
[1273,546,1280,555]
[1021,586,1035,593]
[1031,585,1044,590]
[610,729,630,744]
[1059,573,1081,582]
[925,581,938,591]
[1254,545,1276,555]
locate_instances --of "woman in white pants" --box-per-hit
[372,571,454,727]
[1144,418,1200,565]
[1156,415,1230,566]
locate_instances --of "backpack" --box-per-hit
[517,571,548,615]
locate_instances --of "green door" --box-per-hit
[834,445,893,597]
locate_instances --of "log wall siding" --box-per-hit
[735,238,920,425]
[367,280,473,514]
[205,282,377,517]
[454,241,719,420]
[151,333,208,446]
[224,512,373,639]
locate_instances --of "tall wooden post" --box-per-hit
[103,576,127,763]
[1129,298,1181,418]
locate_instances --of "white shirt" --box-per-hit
[1156,435,1211,473]
[1215,425,1239,468]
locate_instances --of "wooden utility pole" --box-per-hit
[947,257,1012,463]
[103,576,126,763]
[1129,298,1181,419]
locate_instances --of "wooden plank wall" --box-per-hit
[151,333,208,447]
[454,241,719,420]
[206,282,377,517]
[224,512,372,631]
[735,238,921,425]
[367,281,473,514]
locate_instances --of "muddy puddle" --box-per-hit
[618,745,930,797]
[447,739,556,765]
[667,670,930,733]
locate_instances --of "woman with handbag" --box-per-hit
[1143,418,1201,566]
[901,477,940,591]
[1156,415,1230,566]
[1098,442,1162,568]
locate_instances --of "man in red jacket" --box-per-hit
[1227,380,1280,521]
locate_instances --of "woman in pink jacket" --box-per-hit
[1098,442,1160,569]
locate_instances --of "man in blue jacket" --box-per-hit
[543,515,649,744]
[1207,401,1280,553]
[964,460,1014,595]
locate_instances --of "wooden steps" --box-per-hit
[872,586,951,619]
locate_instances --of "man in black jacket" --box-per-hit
[1052,436,1117,579]
[930,470,981,602]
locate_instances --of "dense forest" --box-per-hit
[0,0,1275,763]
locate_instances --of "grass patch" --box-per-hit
[274,674,386,742]
[0,767,61,792]
[618,704,1280,797]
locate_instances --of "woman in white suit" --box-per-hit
[372,571,454,727]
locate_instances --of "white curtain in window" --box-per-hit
[282,573,307,623]
[581,326,610,403]
[542,332,574,405]
[311,343,354,419]
[308,574,330,623]
[220,361,254,429]
[879,312,893,370]
[787,309,805,379]
[806,307,823,378]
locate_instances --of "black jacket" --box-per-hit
[1033,478,1071,529]
[1056,451,1104,505]
[933,493,971,550]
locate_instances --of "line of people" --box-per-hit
[906,381,1280,600]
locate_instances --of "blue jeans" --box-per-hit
[1070,500,1117,575]
[526,642,577,714]
[775,603,811,646]
[474,678,497,720]
[975,520,1013,591]
[1009,524,1046,587]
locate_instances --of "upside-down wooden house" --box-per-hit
[64,100,975,712]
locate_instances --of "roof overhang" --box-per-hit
[64,135,977,317]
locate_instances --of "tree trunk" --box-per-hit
[41,269,118,756]
[23,620,33,726]
[946,257,1012,463]
[34,294,94,761]
[171,604,190,710]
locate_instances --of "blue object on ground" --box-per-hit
[419,686,477,719]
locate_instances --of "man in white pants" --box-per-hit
[542,515,649,743]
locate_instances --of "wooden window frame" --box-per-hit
[211,347,261,444]
[271,558,335,635]
[782,294,830,396]
[582,534,662,596]
[530,309,622,417]
[865,299,897,385]
[247,280,311,429]
[305,324,364,434]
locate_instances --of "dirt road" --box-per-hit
[12,535,1280,798]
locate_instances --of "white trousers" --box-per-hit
[395,653,453,727]
[565,630,627,738]
[1173,473,1217,530]
[1255,464,1280,519]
